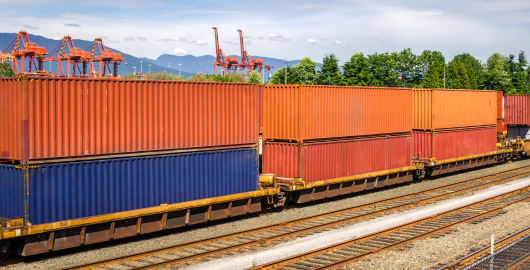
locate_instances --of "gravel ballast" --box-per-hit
[5,159,530,270]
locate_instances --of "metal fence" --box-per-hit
[464,233,530,270]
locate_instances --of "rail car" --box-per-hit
[0,77,520,261]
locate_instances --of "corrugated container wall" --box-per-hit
[412,126,497,161]
[504,95,530,126]
[0,165,24,220]
[413,89,497,130]
[497,91,504,120]
[0,77,259,162]
[262,134,412,183]
[262,85,412,141]
[0,148,259,225]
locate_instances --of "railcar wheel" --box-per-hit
[0,240,11,262]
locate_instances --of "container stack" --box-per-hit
[0,77,260,226]
[261,85,413,185]
[505,95,530,139]
[412,89,498,163]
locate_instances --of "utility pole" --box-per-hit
[283,56,289,84]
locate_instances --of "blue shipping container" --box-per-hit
[0,148,258,225]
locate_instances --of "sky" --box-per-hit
[1,0,530,64]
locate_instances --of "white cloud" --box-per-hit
[173,47,187,55]
[125,36,147,41]
[333,40,342,45]
[268,34,290,42]
[308,38,317,45]
[159,37,208,46]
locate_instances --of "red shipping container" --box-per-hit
[262,134,412,183]
[0,77,259,162]
[412,126,497,162]
[262,85,412,141]
[497,91,504,120]
[497,119,506,133]
[505,95,530,126]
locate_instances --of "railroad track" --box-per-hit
[252,187,530,270]
[440,225,530,270]
[61,166,530,270]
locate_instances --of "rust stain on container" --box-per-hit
[0,77,259,162]
[262,134,412,183]
[413,89,497,130]
[504,95,530,126]
[412,126,497,161]
[263,85,412,141]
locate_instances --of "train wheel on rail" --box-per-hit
[0,240,11,261]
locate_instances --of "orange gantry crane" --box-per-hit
[212,27,239,75]
[237,29,269,76]
[86,38,123,78]
[2,31,47,75]
[43,36,94,77]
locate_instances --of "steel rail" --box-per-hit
[63,166,530,270]
[252,187,530,270]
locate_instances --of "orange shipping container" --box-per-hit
[413,89,497,130]
[262,85,412,141]
[0,77,259,162]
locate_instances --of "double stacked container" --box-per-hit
[505,95,530,139]
[0,77,260,225]
[412,89,498,162]
[262,85,413,183]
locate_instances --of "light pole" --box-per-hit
[125,63,137,79]
[178,63,181,77]
[140,61,143,74]
[489,82,496,90]
[446,79,453,89]
[148,64,151,73]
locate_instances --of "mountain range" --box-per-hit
[0,32,300,78]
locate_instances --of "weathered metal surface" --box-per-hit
[0,77,259,162]
[0,147,259,225]
[262,85,412,141]
[507,127,530,139]
[413,89,497,130]
[262,134,412,183]
[505,95,530,126]
[412,126,497,161]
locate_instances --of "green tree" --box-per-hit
[418,50,445,78]
[391,48,420,87]
[484,53,512,94]
[246,70,262,84]
[512,51,528,94]
[367,52,400,87]
[342,52,371,86]
[450,53,483,88]
[317,53,342,85]
[419,50,445,88]
[466,63,478,89]
[422,57,444,88]
[292,57,317,84]
[0,63,15,77]
[270,66,297,84]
